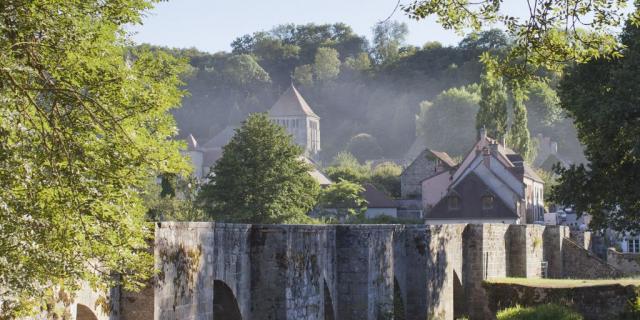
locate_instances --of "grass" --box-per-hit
[486,277,640,288]
[497,304,582,320]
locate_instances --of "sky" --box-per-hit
[130,1,633,54]
[129,0,465,53]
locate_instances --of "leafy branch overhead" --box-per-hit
[403,0,639,82]
[0,0,189,316]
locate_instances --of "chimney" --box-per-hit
[479,127,487,140]
[490,143,499,154]
[483,147,491,168]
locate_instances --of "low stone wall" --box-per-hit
[562,238,623,279]
[484,282,640,320]
[607,248,640,276]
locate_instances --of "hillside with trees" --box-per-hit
[148,23,585,163]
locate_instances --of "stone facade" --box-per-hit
[562,238,623,279]
[400,149,452,199]
[68,222,632,320]
[607,248,640,276]
[484,282,640,320]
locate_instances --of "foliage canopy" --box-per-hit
[552,19,640,231]
[0,0,188,316]
[416,85,480,156]
[403,0,638,83]
[197,113,320,224]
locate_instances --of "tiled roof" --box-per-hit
[362,184,397,208]
[201,126,237,150]
[430,149,457,167]
[269,84,319,118]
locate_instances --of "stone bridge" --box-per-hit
[71,222,619,319]
[102,222,576,320]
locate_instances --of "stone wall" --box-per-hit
[462,224,510,319]
[484,282,640,320]
[607,248,640,276]
[83,222,621,320]
[507,225,545,278]
[562,238,623,279]
[542,226,569,278]
[400,150,438,199]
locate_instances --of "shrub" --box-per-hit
[497,304,582,320]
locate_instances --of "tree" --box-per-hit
[403,0,638,83]
[144,175,207,222]
[316,179,367,222]
[344,52,372,72]
[197,113,320,224]
[476,73,508,140]
[0,0,188,316]
[346,133,383,162]
[314,47,341,81]
[293,64,314,86]
[551,19,640,232]
[507,92,533,161]
[221,54,271,86]
[370,162,402,198]
[372,20,409,64]
[324,152,371,183]
[417,85,480,156]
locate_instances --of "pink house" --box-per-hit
[422,129,545,224]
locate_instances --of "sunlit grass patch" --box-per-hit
[496,304,582,320]
[486,277,640,288]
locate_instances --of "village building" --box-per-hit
[362,184,398,219]
[184,84,328,184]
[268,84,321,158]
[400,149,457,199]
[422,128,545,224]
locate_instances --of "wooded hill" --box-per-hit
[145,22,585,164]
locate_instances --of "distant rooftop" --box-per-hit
[269,84,319,118]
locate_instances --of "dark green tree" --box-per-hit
[370,162,402,198]
[552,19,640,231]
[198,113,320,223]
[316,179,366,222]
[476,73,508,140]
[507,90,533,161]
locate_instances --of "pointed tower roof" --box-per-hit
[268,84,319,118]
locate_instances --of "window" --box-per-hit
[448,196,460,210]
[482,195,494,210]
[628,239,640,253]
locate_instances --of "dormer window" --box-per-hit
[448,196,460,210]
[482,195,494,210]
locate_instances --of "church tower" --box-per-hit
[268,84,321,157]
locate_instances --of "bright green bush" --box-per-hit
[497,304,582,320]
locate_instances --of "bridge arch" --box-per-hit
[213,280,242,320]
[76,303,98,320]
